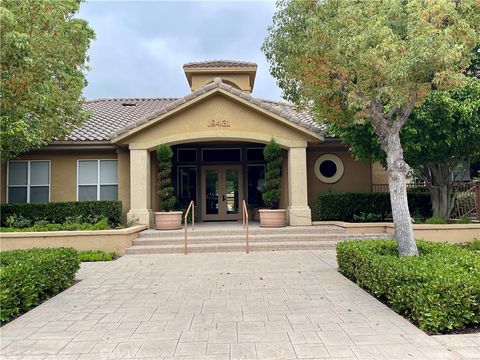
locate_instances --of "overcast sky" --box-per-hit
[78,0,283,101]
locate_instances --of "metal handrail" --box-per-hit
[242,200,249,254]
[184,200,195,255]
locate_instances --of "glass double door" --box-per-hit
[201,165,243,221]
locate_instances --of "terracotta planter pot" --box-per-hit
[259,209,287,227]
[154,211,183,230]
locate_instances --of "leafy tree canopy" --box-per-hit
[330,78,480,169]
[1,0,95,161]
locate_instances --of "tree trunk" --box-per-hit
[429,164,456,221]
[430,183,456,220]
[418,163,457,220]
[385,131,419,256]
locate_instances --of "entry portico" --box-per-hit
[111,76,323,227]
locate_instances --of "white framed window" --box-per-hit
[77,160,118,201]
[7,160,51,203]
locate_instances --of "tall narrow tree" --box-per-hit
[263,0,480,256]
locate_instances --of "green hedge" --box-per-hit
[0,218,110,232]
[337,240,480,333]
[0,201,122,227]
[0,248,80,322]
[315,192,431,221]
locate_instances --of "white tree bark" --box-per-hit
[385,131,419,256]
[370,102,419,256]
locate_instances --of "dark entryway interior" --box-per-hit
[172,142,266,221]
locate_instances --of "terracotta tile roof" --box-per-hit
[68,98,176,141]
[183,60,257,69]
[66,79,325,142]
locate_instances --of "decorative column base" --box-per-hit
[127,209,153,228]
[287,206,312,226]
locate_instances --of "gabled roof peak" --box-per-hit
[108,77,325,140]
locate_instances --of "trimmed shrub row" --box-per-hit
[337,240,480,333]
[0,248,80,322]
[0,218,110,232]
[315,192,432,221]
[0,201,122,227]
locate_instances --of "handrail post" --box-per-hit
[184,200,194,255]
[242,200,249,254]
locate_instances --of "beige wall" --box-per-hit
[315,221,480,243]
[372,161,388,185]
[306,146,372,211]
[0,225,146,255]
[0,149,130,216]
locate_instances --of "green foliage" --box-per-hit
[456,217,472,224]
[465,239,480,251]
[425,217,449,224]
[330,79,480,169]
[0,0,95,160]
[156,144,177,211]
[5,214,31,228]
[0,218,110,232]
[262,138,282,209]
[0,201,122,228]
[0,248,80,322]
[316,192,432,222]
[263,0,479,125]
[337,240,480,333]
[78,250,116,262]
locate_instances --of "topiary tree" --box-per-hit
[156,144,176,211]
[262,138,282,209]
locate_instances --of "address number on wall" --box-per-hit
[207,120,231,128]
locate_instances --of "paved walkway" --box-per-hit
[1,251,478,360]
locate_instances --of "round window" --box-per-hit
[314,154,344,183]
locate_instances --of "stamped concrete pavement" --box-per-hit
[1,250,479,359]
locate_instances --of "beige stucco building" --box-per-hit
[0,61,388,227]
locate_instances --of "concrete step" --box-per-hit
[126,241,339,254]
[132,233,388,246]
[137,225,345,239]
[126,234,390,254]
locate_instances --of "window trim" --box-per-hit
[76,159,118,201]
[314,154,344,184]
[6,160,51,203]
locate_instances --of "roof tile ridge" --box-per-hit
[86,97,179,103]
[109,79,224,139]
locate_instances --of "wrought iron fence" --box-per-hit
[372,182,480,220]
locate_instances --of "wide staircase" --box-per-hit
[125,223,389,254]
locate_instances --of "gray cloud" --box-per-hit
[78,0,283,101]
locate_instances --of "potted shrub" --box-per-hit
[259,138,286,227]
[155,144,182,230]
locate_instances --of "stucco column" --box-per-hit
[127,149,153,227]
[287,146,312,225]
